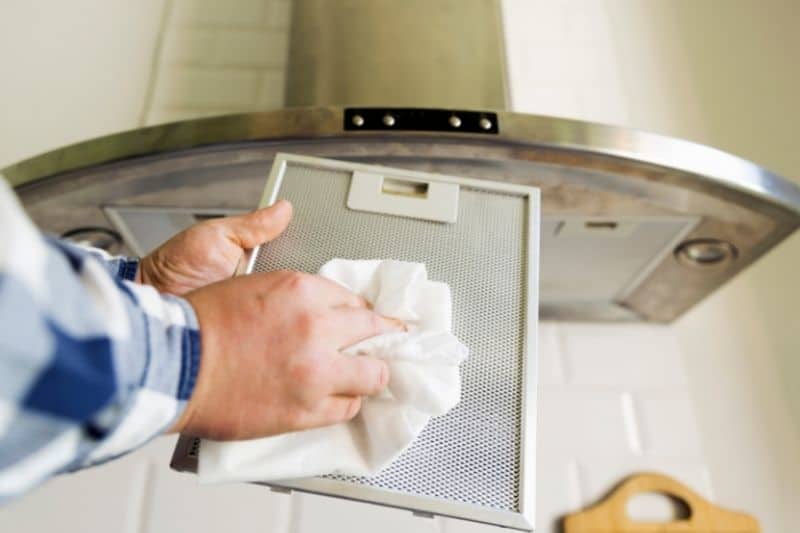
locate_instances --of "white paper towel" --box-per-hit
[197,259,468,483]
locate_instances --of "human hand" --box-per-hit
[137,201,292,295]
[174,270,405,440]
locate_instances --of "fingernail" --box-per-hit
[272,199,292,216]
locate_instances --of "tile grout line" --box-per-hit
[567,460,584,509]
[287,492,303,533]
[159,63,287,73]
[253,68,267,111]
[171,23,290,32]
[138,0,175,127]
[136,461,158,533]
[123,461,149,533]
[620,391,644,456]
[553,323,571,384]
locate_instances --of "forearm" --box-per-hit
[0,179,200,503]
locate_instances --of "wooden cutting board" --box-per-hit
[564,472,759,533]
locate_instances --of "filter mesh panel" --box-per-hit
[252,163,528,512]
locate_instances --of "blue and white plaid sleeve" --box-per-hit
[74,245,140,283]
[0,178,201,503]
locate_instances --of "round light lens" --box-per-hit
[675,239,737,267]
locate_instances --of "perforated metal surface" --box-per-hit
[251,162,528,512]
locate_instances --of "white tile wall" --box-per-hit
[575,457,713,506]
[143,464,292,533]
[145,0,290,125]
[155,68,262,108]
[533,323,708,531]
[505,2,800,532]
[634,391,703,458]
[503,0,630,126]
[538,386,633,458]
[171,0,274,27]
[537,323,565,386]
[0,0,166,168]
[292,493,443,533]
[0,451,148,533]
[558,324,688,387]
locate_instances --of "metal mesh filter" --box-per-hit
[251,163,528,512]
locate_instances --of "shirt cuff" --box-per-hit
[170,295,202,404]
[117,258,139,282]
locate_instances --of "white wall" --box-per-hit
[145,0,290,125]
[607,2,800,529]
[0,0,166,168]
[505,1,800,531]
[0,0,290,168]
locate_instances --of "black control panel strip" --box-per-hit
[344,108,499,134]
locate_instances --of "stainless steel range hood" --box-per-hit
[4,0,800,323]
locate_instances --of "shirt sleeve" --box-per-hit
[0,178,201,503]
[73,245,140,282]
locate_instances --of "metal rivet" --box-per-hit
[382,114,396,127]
[449,115,462,128]
[479,117,492,130]
[351,114,364,127]
[675,239,737,267]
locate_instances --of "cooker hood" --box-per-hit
[4,0,800,323]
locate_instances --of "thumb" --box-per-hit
[228,200,293,248]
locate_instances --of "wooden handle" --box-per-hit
[564,472,759,532]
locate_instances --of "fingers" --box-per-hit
[282,271,369,309]
[308,275,371,309]
[328,353,390,396]
[297,396,363,430]
[228,200,293,248]
[324,307,406,349]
